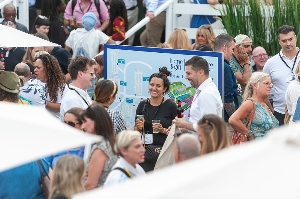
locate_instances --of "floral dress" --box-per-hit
[245,101,279,140]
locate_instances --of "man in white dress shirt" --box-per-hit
[173,56,223,135]
[60,56,93,120]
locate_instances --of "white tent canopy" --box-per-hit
[0,24,60,47]
[0,102,100,172]
[73,124,300,199]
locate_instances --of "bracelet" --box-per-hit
[247,131,254,138]
[242,63,250,67]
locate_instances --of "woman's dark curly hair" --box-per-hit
[34,54,66,102]
[149,66,172,93]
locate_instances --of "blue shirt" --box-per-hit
[145,0,167,12]
[0,159,49,199]
[29,0,36,7]
[224,59,239,122]
[190,0,216,28]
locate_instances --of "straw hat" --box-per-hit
[0,71,19,93]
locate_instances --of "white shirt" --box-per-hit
[66,28,110,59]
[46,86,69,118]
[285,80,300,124]
[59,84,92,121]
[123,0,137,9]
[263,50,300,114]
[104,157,146,186]
[189,77,223,133]
[19,79,46,107]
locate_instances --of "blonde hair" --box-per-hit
[243,72,270,101]
[167,29,191,50]
[197,114,230,155]
[22,47,46,65]
[114,130,141,156]
[157,43,172,48]
[195,25,215,50]
[49,155,85,199]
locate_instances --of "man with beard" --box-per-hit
[230,34,253,105]
[173,56,223,136]
[263,25,300,125]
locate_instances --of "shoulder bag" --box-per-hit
[231,98,256,144]
[37,160,51,199]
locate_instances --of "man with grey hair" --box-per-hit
[14,63,46,106]
[174,133,201,163]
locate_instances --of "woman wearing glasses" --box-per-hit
[191,24,215,50]
[229,72,279,140]
[34,54,67,118]
[30,15,51,35]
[46,108,85,168]
[94,80,127,135]
[197,114,231,155]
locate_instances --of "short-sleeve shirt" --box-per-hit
[84,136,118,187]
[64,0,110,29]
[46,85,68,118]
[19,79,46,107]
[0,159,49,199]
[66,28,110,58]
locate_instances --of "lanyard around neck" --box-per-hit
[279,50,300,72]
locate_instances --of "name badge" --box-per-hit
[141,134,153,144]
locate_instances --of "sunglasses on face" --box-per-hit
[64,121,80,127]
[4,13,16,17]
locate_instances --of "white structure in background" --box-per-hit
[0,0,29,30]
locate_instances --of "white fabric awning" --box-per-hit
[0,102,100,172]
[73,124,300,199]
[0,24,60,47]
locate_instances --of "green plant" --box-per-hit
[221,0,300,56]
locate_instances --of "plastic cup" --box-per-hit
[152,119,160,133]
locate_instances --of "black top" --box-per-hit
[51,47,71,75]
[51,193,68,199]
[1,48,26,72]
[49,19,68,48]
[136,99,177,145]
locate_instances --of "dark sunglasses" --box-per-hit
[174,28,186,32]
[64,121,79,127]
[200,24,212,33]
[2,21,16,25]
[4,13,16,17]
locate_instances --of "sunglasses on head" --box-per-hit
[38,15,48,20]
[174,28,186,32]
[64,121,79,127]
[200,24,212,33]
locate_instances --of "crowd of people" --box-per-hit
[0,0,299,198]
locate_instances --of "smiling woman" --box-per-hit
[134,67,177,172]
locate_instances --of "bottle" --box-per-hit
[177,100,183,118]
[0,53,5,71]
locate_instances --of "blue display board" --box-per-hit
[104,45,223,129]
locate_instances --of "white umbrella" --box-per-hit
[73,124,300,199]
[0,102,100,172]
[0,24,60,47]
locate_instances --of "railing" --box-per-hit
[120,1,225,44]
[0,0,29,29]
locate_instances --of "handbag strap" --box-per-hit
[245,98,256,130]
[37,160,50,181]
[113,167,132,178]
